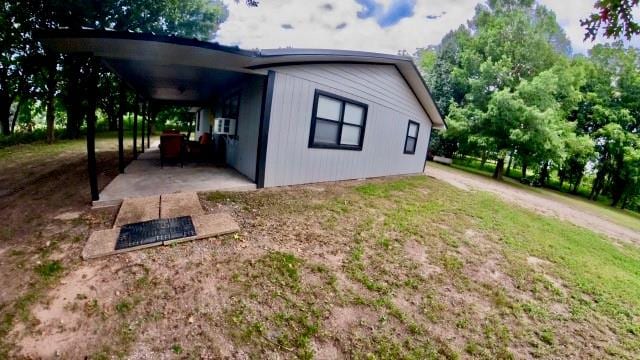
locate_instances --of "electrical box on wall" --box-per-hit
[213,117,236,135]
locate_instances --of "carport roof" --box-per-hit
[38,29,445,128]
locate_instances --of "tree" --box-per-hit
[419,0,640,210]
[559,134,595,193]
[582,0,640,40]
[1,0,229,139]
[424,0,572,179]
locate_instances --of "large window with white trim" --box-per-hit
[308,90,368,150]
[404,120,419,154]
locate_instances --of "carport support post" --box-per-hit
[118,81,125,173]
[141,101,146,153]
[147,103,152,148]
[133,98,138,159]
[86,58,99,202]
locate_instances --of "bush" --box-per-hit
[0,129,66,148]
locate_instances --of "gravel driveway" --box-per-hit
[426,163,640,245]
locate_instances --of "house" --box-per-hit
[40,30,446,194]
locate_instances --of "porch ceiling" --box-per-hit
[104,59,253,103]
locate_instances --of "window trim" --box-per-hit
[308,89,368,151]
[403,120,420,154]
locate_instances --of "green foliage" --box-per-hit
[0,128,66,148]
[582,0,640,40]
[1,0,229,138]
[421,2,640,210]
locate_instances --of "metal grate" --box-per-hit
[115,216,196,250]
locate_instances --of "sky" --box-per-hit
[215,0,640,56]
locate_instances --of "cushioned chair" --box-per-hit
[160,134,185,168]
[186,133,214,161]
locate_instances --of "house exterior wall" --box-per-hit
[262,63,432,187]
[195,108,211,139]
[224,76,264,181]
[193,75,264,182]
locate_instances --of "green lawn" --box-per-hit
[450,161,640,233]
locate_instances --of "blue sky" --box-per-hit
[216,0,639,55]
[356,0,417,27]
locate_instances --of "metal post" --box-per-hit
[133,99,138,159]
[86,58,99,201]
[147,102,152,148]
[118,82,125,173]
[141,101,146,153]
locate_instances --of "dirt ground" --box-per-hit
[1,141,639,359]
[425,163,640,245]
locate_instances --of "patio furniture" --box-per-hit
[160,133,185,168]
[186,133,214,161]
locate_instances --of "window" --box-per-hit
[404,120,419,154]
[222,92,240,119]
[309,90,368,150]
[220,92,240,136]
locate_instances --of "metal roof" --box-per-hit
[37,29,445,128]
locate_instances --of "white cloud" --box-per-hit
[215,0,638,55]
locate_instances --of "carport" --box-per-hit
[39,30,270,204]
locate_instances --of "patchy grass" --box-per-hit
[448,160,640,232]
[34,260,64,280]
[2,137,640,358]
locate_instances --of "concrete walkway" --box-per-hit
[95,143,256,207]
[83,192,239,259]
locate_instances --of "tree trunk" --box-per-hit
[11,97,24,133]
[0,94,12,136]
[610,173,626,207]
[108,113,118,131]
[590,168,606,201]
[505,151,513,177]
[521,162,528,179]
[46,56,57,144]
[621,193,630,209]
[558,168,566,189]
[539,161,550,187]
[480,152,488,170]
[64,56,89,139]
[493,158,505,180]
[571,175,582,195]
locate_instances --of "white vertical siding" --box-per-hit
[195,108,211,139]
[263,64,432,187]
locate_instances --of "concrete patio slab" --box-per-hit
[160,192,204,219]
[164,213,240,246]
[83,213,240,259]
[113,195,160,228]
[82,228,165,259]
[93,145,256,208]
